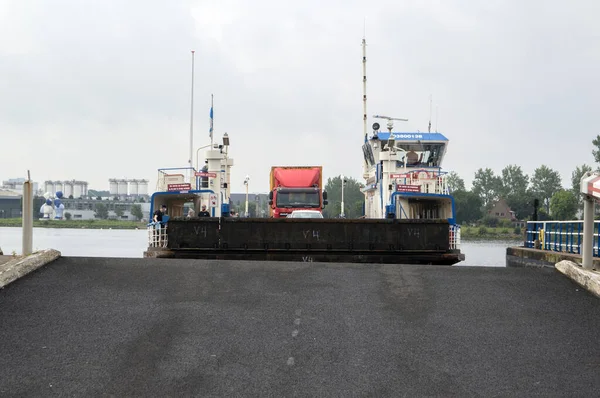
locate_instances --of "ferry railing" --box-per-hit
[147,223,168,248]
[524,220,600,256]
[394,170,450,195]
[450,224,461,249]
[155,167,198,192]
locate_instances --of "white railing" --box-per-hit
[450,224,461,249]
[156,167,197,192]
[147,224,168,248]
[393,170,450,195]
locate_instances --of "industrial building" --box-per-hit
[0,189,21,218]
[61,199,151,221]
[108,179,149,199]
[43,180,89,199]
[1,178,39,195]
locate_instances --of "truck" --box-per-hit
[268,166,328,218]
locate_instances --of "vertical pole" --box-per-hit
[22,170,33,256]
[245,183,249,217]
[189,50,195,171]
[582,196,594,269]
[341,175,345,218]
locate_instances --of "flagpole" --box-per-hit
[189,50,195,170]
[210,94,214,147]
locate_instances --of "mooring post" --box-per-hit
[582,195,595,269]
[22,170,33,256]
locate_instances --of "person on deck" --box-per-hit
[198,205,211,217]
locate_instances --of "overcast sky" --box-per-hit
[1,0,598,194]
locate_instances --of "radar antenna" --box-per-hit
[373,115,409,133]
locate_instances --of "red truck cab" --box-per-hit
[268,166,328,218]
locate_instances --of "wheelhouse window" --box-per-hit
[391,143,446,167]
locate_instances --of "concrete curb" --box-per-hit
[0,249,61,288]
[555,260,600,298]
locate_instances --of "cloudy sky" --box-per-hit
[1,0,598,194]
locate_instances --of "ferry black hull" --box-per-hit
[145,218,465,265]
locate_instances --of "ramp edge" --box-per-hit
[555,260,600,298]
[0,249,61,288]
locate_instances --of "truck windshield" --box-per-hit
[276,191,320,208]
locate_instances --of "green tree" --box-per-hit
[96,196,102,200]
[115,206,124,218]
[499,165,529,199]
[550,190,578,220]
[471,168,502,208]
[571,164,593,211]
[64,212,72,220]
[94,203,109,219]
[131,204,144,220]
[531,165,562,213]
[322,175,363,218]
[446,171,465,193]
[453,190,483,224]
[592,135,600,164]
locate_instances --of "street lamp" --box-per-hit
[341,175,347,218]
[243,175,250,217]
[196,144,213,171]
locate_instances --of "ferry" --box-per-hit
[360,124,462,254]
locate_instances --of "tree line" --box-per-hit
[449,136,600,224]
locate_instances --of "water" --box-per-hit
[0,227,519,266]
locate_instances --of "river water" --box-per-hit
[0,227,520,267]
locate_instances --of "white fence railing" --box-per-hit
[147,224,168,248]
[450,224,461,249]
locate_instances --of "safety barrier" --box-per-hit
[524,220,600,256]
[147,224,168,248]
[450,224,461,250]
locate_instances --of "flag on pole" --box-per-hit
[209,94,214,141]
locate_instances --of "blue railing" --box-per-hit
[525,221,600,256]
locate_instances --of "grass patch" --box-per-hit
[0,218,146,230]
[461,225,523,241]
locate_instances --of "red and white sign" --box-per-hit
[396,184,421,193]
[167,183,191,192]
[209,194,217,207]
[390,173,410,179]
[195,171,217,178]
[581,173,600,200]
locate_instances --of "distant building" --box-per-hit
[1,178,39,195]
[488,198,517,221]
[0,189,22,218]
[61,199,151,221]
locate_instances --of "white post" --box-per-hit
[22,171,33,256]
[341,175,345,218]
[244,175,250,217]
[582,195,595,269]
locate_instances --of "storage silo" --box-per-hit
[53,181,63,195]
[117,179,128,196]
[63,180,74,198]
[73,181,83,198]
[109,179,119,196]
[138,180,149,196]
[82,182,88,197]
[44,181,54,195]
[129,179,139,196]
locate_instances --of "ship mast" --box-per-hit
[362,36,367,142]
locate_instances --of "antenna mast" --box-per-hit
[428,94,432,133]
[189,50,195,169]
[362,34,367,141]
